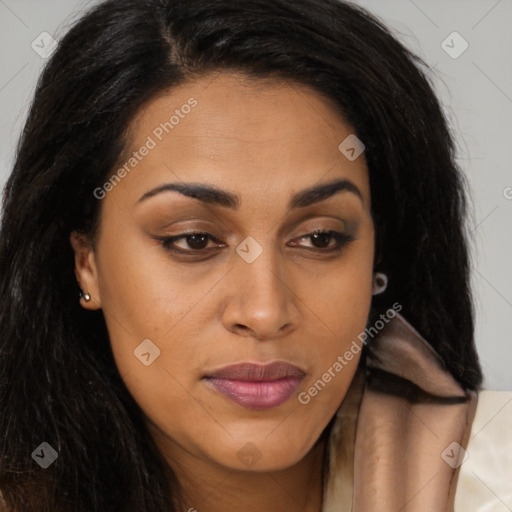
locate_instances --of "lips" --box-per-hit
[206,361,305,381]
[204,361,305,409]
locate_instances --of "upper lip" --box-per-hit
[205,361,306,382]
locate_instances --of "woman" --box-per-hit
[0,0,507,510]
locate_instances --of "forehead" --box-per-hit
[109,71,370,209]
[130,71,352,148]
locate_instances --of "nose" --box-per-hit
[220,245,300,341]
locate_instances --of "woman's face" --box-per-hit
[72,72,375,474]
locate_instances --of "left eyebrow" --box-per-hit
[136,178,363,209]
[289,179,363,208]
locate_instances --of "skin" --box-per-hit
[71,71,375,512]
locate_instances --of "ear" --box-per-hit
[69,231,102,310]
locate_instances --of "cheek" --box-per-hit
[297,275,371,406]
[295,238,374,396]
[91,219,215,394]
[94,221,205,340]
[289,277,371,450]
[299,234,375,336]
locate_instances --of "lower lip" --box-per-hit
[205,376,303,409]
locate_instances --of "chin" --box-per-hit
[208,431,320,473]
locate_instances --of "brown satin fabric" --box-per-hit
[324,312,478,511]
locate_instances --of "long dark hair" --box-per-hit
[0,0,482,510]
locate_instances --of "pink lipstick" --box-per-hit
[204,361,305,409]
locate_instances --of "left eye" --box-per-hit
[290,230,354,250]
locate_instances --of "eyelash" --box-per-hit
[155,230,355,256]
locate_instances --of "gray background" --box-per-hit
[0,0,510,390]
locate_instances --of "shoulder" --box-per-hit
[455,390,512,510]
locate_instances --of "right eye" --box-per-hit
[155,232,227,255]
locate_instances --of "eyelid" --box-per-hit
[289,230,355,250]
[283,214,350,238]
[158,231,225,251]
[155,228,354,256]
[151,214,354,252]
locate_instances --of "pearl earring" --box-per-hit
[373,272,388,295]
[80,290,91,302]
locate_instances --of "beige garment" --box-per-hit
[454,390,512,511]
[323,313,512,511]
